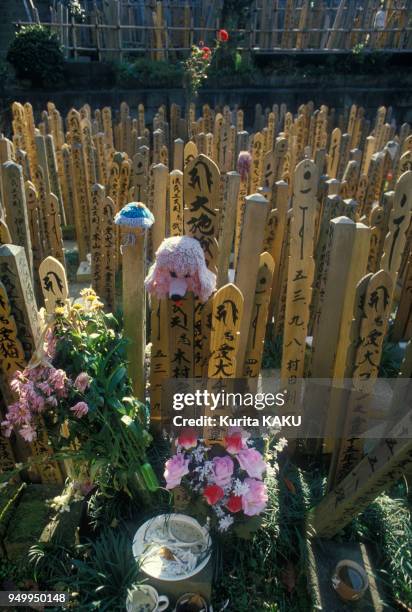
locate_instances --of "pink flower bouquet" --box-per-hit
[163,428,271,534]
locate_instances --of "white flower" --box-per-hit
[274,437,288,452]
[0,482,8,490]
[214,505,224,518]
[218,515,234,532]
[233,479,249,496]
[14,463,23,470]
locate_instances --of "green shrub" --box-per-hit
[116,58,184,89]
[7,25,64,87]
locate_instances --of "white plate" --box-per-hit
[132,513,212,581]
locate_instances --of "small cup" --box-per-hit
[332,560,369,602]
[126,585,169,612]
[175,593,208,612]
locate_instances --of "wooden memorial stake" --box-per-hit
[216,172,240,288]
[208,284,244,379]
[183,141,198,168]
[310,217,357,378]
[90,185,116,311]
[327,127,341,178]
[268,180,289,324]
[151,164,168,253]
[250,132,264,193]
[381,171,412,308]
[132,150,149,203]
[184,155,221,271]
[169,170,184,237]
[71,143,91,263]
[244,252,275,379]
[234,193,269,376]
[2,161,33,278]
[173,138,184,171]
[281,160,319,395]
[203,284,244,442]
[309,409,412,539]
[0,244,40,360]
[323,222,371,453]
[0,280,26,377]
[38,256,69,314]
[43,194,64,267]
[330,270,393,487]
[115,203,153,402]
[45,134,65,223]
[392,253,412,341]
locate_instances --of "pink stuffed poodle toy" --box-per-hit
[145,236,216,303]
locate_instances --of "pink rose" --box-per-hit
[241,478,268,516]
[74,372,90,393]
[212,455,234,487]
[237,448,267,479]
[164,453,190,490]
[177,428,198,449]
[70,401,89,418]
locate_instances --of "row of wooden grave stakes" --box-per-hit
[0,99,412,537]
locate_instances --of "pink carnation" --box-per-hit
[164,453,190,490]
[212,455,234,487]
[74,372,90,393]
[237,448,267,480]
[241,478,268,516]
[70,401,89,418]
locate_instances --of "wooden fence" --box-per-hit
[18,0,412,59]
[0,95,412,535]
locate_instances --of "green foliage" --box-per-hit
[116,58,183,89]
[348,493,412,608]
[213,462,322,611]
[28,542,75,585]
[51,302,155,497]
[7,25,64,87]
[29,529,140,610]
[70,529,140,611]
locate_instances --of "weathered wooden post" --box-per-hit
[2,161,33,278]
[114,202,154,402]
[235,193,269,376]
[281,160,319,390]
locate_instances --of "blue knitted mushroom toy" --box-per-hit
[114,202,154,230]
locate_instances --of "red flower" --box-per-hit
[218,29,229,42]
[226,495,242,513]
[202,46,211,59]
[177,427,198,449]
[203,484,224,505]
[223,432,243,454]
[386,171,393,182]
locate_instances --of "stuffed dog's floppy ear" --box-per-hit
[144,264,170,299]
[191,264,216,302]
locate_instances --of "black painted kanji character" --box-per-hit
[216,300,239,325]
[212,358,232,377]
[189,196,215,216]
[188,160,213,191]
[287,359,300,372]
[42,271,64,295]
[288,315,304,327]
[293,270,308,281]
[172,348,190,365]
